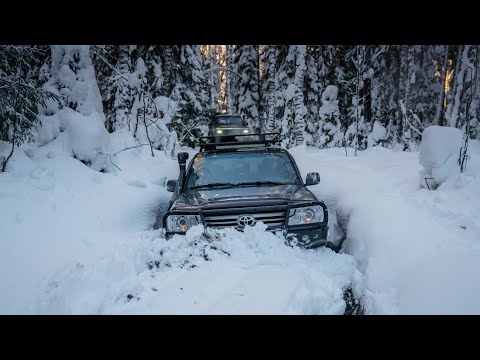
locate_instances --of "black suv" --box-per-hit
[156,134,337,250]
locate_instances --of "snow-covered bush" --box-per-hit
[367,121,387,148]
[37,45,113,172]
[60,109,112,171]
[37,114,62,146]
[419,125,462,189]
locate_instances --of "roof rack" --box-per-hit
[199,133,281,151]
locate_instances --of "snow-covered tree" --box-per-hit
[233,45,261,130]
[293,45,306,145]
[303,46,321,145]
[342,45,371,152]
[46,46,105,116]
[108,45,134,132]
[169,45,213,147]
[317,85,341,148]
[201,45,225,113]
[225,45,236,113]
[90,45,118,132]
[0,45,56,171]
[273,46,304,147]
[41,45,113,172]
[260,45,277,133]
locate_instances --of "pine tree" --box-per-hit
[234,45,261,130]
[304,46,321,145]
[293,45,306,145]
[201,45,224,113]
[369,45,393,147]
[225,45,236,113]
[170,45,213,147]
[111,45,135,132]
[446,45,471,129]
[275,46,300,147]
[91,45,118,132]
[45,45,105,117]
[0,45,56,171]
[317,85,341,148]
[260,45,277,133]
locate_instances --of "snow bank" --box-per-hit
[419,125,462,189]
[0,130,180,314]
[34,109,112,172]
[290,143,480,314]
[37,114,62,146]
[59,109,111,171]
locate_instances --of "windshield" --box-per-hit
[214,116,245,126]
[186,152,302,190]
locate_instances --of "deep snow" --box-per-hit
[1,132,480,314]
[0,130,178,313]
[290,141,480,314]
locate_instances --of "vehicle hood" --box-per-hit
[173,185,317,208]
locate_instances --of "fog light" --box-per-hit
[243,129,249,133]
[302,235,310,243]
[216,129,223,134]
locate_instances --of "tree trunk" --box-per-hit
[434,45,449,126]
[449,45,470,128]
[360,46,372,125]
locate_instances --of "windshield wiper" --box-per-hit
[234,181,289,187]
[190,183,237,190]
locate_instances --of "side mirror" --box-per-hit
[167,179,177,192]
[305,172,320,186]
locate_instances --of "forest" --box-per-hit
[1,45,479,171]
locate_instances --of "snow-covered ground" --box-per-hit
[1,132,479,314]
[290,141,480,314]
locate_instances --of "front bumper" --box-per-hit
[165,224,328,248]
[164,201,330,249]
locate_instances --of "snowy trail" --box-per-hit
[34,223,361,315]
[3,135,479,314]
[3,137,360,315]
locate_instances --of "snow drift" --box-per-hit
[419,125,463,189]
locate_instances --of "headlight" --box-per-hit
[243,129,249,133]
[288,205,324,225]
[216,129,223,134]
[166,214,200,232]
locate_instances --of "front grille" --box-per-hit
[203,207,286,229]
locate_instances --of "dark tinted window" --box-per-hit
[214,116,246,126]
[186,152,301,189]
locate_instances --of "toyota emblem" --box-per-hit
[237,215,256,227]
